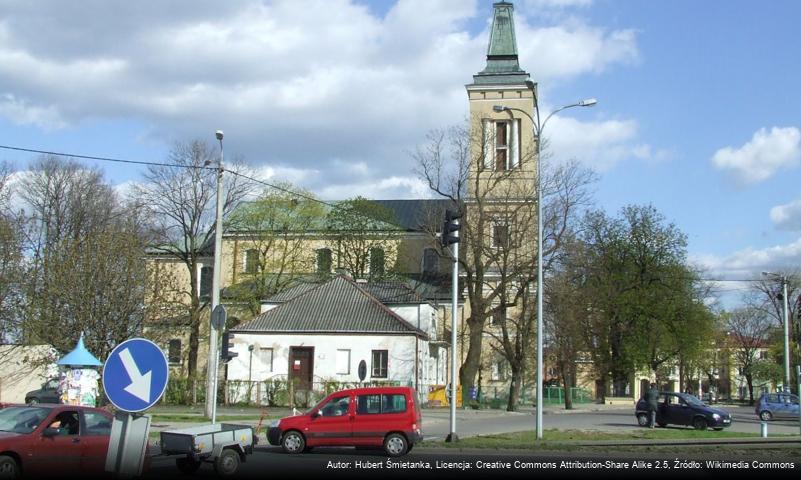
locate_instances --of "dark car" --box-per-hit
[24,379,60,405]
[635,392,732,430]
[755,392,800,421]
[0,404,113,477]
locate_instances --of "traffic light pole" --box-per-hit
[446,222,459,443]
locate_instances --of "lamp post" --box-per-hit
[494,86,596,440]
[762,271,791,391]
[205,130,225,422]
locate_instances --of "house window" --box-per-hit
[168,339,181,364]
[369,247,385,276]
[244,249,259,274]
[259,348,273,373]
[492,223,510,249]
[490,306,506,326]
[371,350,388,378]
[336,349,351,375]
[759,351,768,360]
[491,359,505,381]
[199,266,212,297]
[422,248,439,275]
[316,248,332,275]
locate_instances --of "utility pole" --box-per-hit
[205,130,225,422]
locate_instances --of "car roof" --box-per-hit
[329,386,416,395]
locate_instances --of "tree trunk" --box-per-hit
[506,366,522,411]
[562,362,574,410]
[458,317,484,392]
[746,373,754,405]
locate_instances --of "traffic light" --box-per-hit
[220,331,238,362]
[441,209,462,246]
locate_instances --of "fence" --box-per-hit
[158,377,592,409]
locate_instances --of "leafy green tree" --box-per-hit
[579,205,714,397]
[325,196,401,280]
[226,184,326,316]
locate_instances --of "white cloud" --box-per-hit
[691,238,801,280]
[712,126,801,185]
[0,0,641,199]
[770,197,801,231]
[523,0,593,8]
[516,22,639,81]
[545,115,666,170]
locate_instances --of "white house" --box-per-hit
[226,275,446,405]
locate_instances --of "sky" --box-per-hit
[0,0,799,308]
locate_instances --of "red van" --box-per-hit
[267,386,422,457]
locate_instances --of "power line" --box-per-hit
[0,144,214,171]
[0,142,407,228]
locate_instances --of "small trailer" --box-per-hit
[159,423,257,476]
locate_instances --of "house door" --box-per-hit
[289,347,314,391]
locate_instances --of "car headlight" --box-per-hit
[712,413,721,420]
[269,420,280,428]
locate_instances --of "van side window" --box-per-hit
[382,394,407,414]
[356,395,382,415]
[355,394,407,415]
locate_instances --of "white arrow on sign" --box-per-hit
[119,347,152,402]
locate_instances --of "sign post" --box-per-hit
[103,338,169,477]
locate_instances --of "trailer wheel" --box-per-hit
[214,449,240,477]
[175,457,202,475]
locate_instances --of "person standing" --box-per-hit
[645,383,659,429]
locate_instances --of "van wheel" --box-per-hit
[0,455,20,479]
[636,413,649,427]
[384,433,408,457]
[282,431,306,454]
[214,449,240,477]
[27,398,39,405]
[759,410,773,421]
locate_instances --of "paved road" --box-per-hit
[150,404,801,440]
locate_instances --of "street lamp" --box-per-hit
[494,86,596,440]
[205,130,225,422]
[762,271,791,391]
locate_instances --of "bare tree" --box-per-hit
[725,306,774,404]
[17,155,150,359]
[135,140,256,379]
[0,161,26,343]
[413,124,596,410]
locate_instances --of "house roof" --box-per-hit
[234,275,428,339]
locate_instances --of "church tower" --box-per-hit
[466,1,537,203]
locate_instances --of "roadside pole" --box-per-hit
[447,227,459,443]
[442,209,460,443]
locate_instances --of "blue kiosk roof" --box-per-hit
[57,334,102,367]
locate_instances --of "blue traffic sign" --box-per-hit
[103,338,169,412]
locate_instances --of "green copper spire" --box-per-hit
[473,1,529,85]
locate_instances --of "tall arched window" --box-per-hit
[369,247,385,277]
[244,248,259,274]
